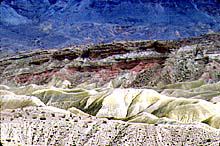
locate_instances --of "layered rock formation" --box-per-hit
[0,33,219,87]
[1,33,220,145]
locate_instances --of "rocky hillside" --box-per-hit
[1,33,220,145]
[0,33,219,86]
[0,0,220,55]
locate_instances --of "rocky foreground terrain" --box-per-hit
[1,33,220,145]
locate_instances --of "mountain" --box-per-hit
[0,0,220,54]
[1,2,220,144]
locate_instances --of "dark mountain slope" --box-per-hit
[0,0,220,56]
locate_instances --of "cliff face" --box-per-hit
[0,33,219,86]
[0,0,220,54]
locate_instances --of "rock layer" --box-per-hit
[1,33,220,145]
[0,33,220,87]
[1,80,220,129]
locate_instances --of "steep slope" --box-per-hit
[0,33,219,86]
